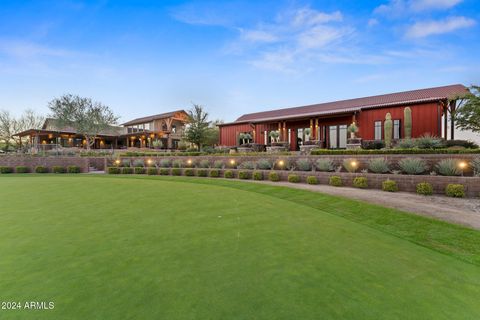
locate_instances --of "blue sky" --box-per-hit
[0,0,479,123]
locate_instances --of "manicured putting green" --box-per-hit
[1,175,480,319]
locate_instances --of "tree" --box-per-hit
[0,109,44,150]
[452,86,480,134]
[204,119,222,147]
[184,104,211,150]
[48,94,119,150]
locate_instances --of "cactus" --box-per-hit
[384,112,393,148]
[404,107,412,139]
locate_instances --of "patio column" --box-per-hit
[450,100,455,140]
[283,122,287,141]
[443,103,448,140]
[315,119,319,140]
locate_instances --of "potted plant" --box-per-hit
[347,122,359,139]
[269,130,280,143]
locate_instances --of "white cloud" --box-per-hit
[406,16,476,38]
[297,26,350,49]
[411,0,463,11]
[240,29,278,43]
[374,0,463,15]
[0,40,73,59]
[289,8,343,27]
[368,18,379,27]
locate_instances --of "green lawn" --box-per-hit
[1,175,480,319]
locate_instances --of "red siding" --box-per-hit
[357,102,440,140]
[220,102,442,147]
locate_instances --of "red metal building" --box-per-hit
[218,84,467,150]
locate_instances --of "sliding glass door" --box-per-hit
[328,124,347,149]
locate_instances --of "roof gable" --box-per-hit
[122,110,188,126]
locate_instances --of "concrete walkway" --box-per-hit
[245,180,480,230]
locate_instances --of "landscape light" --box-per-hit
[351,161,357,167]
[278,160,285,167]
[230,159,236,165]
[115,159,121,165]
[458,161,467,169]
[187,159,192,164]
[147,159,153,164]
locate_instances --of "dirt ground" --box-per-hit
[249,180,480,230]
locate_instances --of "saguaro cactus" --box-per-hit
[384,112,393,148]
[404,107,412,139]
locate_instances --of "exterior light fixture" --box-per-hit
[351,161,357,167]
[230,159,236,165]
[187,159,192,164]
[278,160,285,167]
[115,159,121,165]
[147,159,153,164]
[459,161,467,176]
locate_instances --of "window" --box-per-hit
[374,121,382,140]
[329,126,338,148]
[144,122,151,131]
[172,125,176,133]
[339,125,347,148]
[393,120,400,140]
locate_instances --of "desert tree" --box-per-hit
[48,94,119,150]
[451,85,480,135]
[184,104,211,150]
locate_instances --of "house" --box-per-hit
[14,110,189,150]
[218,84,468,150]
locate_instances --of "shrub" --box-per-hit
[52,166,66,174]
[288,174,300,183]
[35,166,48,173]
[395,139,416,149]
[445,184,465,198]
[107,167,121,174]
[159,159,171,168]
[368,158,390,173]
[253,171,263,180]
[184,168,195,176]
[134,167,145,174]
[435,159,462,176]
[198,160,210,168]
[67,165,81,173]
[209,169,220,177]
[256,159,272,170]
[197,169,208,177]
[15,166,29,173]
[172,168,182,176]
[238,161,255,170]
[224,170,234,178]
[306,176,318,184]
[213,160,224,169]
[121,159,131,167]
[362,140,385,149]
[329,176,342,186]
[472,157,480,176]
[122,167,134,174]
[416,182,433,195]
[445,140,479,149]
[172,160,183,168]
[343,158,359,173]
[296,158,312,171]
[0,166,13,174]
[147,167,158,175]
[132,159,144,167]
[268,171,280,182]
[238,170,250,179]
[315,158,335,172]
[159,168,170,175]
[353,177,368,188]
[398,158,428,175]
[382,179,398,192]
[415,134,444,149]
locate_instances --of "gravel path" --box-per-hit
[246,180,480,230]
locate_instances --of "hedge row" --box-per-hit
[0,165,81,174]
[106,167,469,197]
[311,148,480,155]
